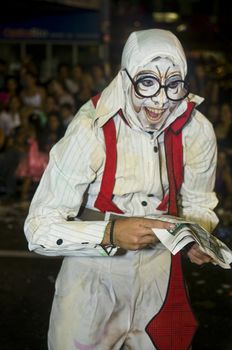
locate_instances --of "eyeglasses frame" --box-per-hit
[124,68,189,102]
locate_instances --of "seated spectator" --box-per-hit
[0,96,21,136]
[20,71,46,112]
[57,62,77,95]
[47,78,75,109]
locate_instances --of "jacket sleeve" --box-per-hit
[24,106,114,257]
[179,111,219,233]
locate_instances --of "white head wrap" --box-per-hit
[95,29,198,132]
[121,28,187,79]
[119,29,187,131]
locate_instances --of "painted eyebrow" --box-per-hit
[135,69,181,80]
[135,70,159,79]
[164,66,171,79]
[166,73,182,80]
[156,65,161,78]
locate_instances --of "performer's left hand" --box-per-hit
[187,243,212,265]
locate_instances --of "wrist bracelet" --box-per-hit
[109,220,116,246]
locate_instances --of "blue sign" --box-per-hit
[0,10,100,41]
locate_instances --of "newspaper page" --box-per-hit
[146,215,232,269]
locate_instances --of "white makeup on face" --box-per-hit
[130,57,183,130]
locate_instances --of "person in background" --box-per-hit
[20,71,46,113]
[15,114,48,205]
[0,58,7,90]
[75,68,95,109]
[215,102,232,149]
[43,95,59,115]
[69,64,85,95]
[43,111,64,152]
[0,127,25,200]
[5,75,20,100]
[59,102,75,132]
[24,29,218,350]
[91,63,108,94]
[47,78,75,109]
[56,62,77,95]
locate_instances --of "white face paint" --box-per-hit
[130,57,183,130]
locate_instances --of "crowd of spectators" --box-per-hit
[187,56,232,228]
[0,53,231,229]
[0,57,108,206]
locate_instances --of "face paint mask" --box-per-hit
[127,57,184,131]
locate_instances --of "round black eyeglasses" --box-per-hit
[124,69,189,102]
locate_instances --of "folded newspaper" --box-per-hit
[147,215,232,269]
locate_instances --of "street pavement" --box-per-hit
[0,199,231,350]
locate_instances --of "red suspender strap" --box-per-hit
[94,118,124,213]
[91,93,101,109]
[157,101,195,213]
[146,101,198,350]
[92,94,123,214]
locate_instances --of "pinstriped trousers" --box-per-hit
[48,244,171,350]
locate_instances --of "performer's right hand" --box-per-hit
[101,218,175,251]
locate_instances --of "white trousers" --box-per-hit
[48,244,171,350]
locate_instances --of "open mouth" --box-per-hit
[144,107,166,122]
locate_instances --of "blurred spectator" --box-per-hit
[75,69,94,109]
[0,130,25,200]
[44,95,59,115]
[206,103,220,126]
[43,111,64,152]
[15,115,48,204]
[20,54,38,77]
[215,102,232,149]
[47,78,75,109]
[0,106,11,136]
[57,62,78,95]
[5,75,20,100]
[70,64,85,95]
[215,150,232,205]
[0,96,21,136]
[0,75,20,109]
[91,63,108,94]
[20,71,46,112]
[0,58,8,90]
[189,60,219,113]
[59,103,75,132]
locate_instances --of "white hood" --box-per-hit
[94,29,203,132]
[121,28,187,79]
